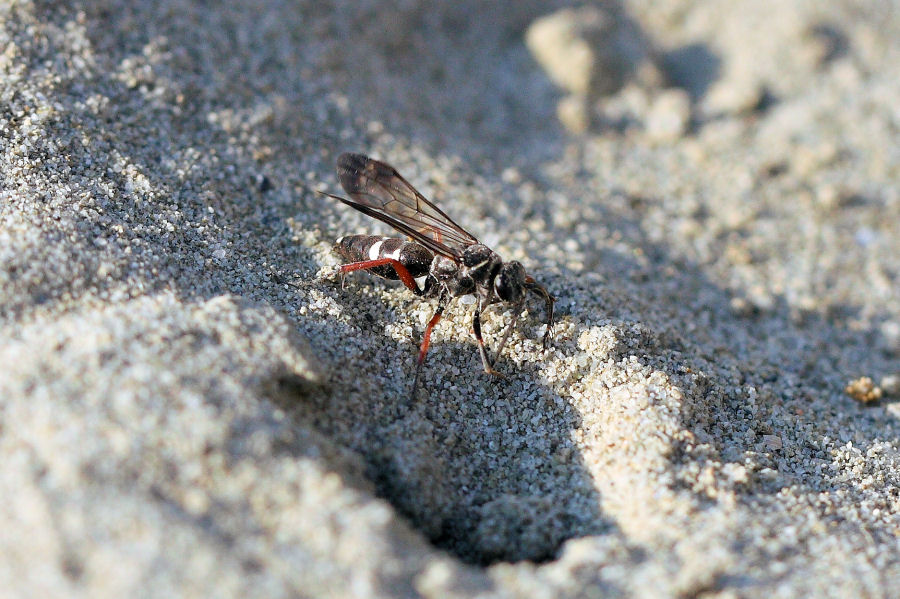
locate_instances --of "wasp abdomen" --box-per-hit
[335,235,433,280]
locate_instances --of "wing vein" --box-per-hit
[327,153,479,260]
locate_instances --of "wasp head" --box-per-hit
[494,261,527,303]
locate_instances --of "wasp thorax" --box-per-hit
[431,255,459,280]
[449,273,475,296]
[431,256,475,296]
[495,261,526,303]
[462,244,501,283]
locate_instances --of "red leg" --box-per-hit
[410,299,447,401]
[417,309,444,366]
[340,258,422,294]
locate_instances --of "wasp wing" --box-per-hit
[327,153,478,260]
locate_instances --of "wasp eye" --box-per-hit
[495,262,526,303]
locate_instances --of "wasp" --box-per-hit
[320,153,554,398]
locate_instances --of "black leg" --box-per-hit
[472,298,502,376]
[492,300,525,365]
[525,278,555,350]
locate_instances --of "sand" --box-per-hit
[1,1,898,597]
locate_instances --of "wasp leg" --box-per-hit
[339,258,424,295]
[411,294,449,401]
[472,299,504,377]
[525,278,556,350]
[491,301,525,367]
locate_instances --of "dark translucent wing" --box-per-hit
[331,153,478,259]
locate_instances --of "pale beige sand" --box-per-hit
[1,2,898,597]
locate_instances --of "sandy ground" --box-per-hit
[1,1,899,597]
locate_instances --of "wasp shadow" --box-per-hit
[273,276,612,565]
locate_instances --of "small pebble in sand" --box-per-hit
[844,377,883,404]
